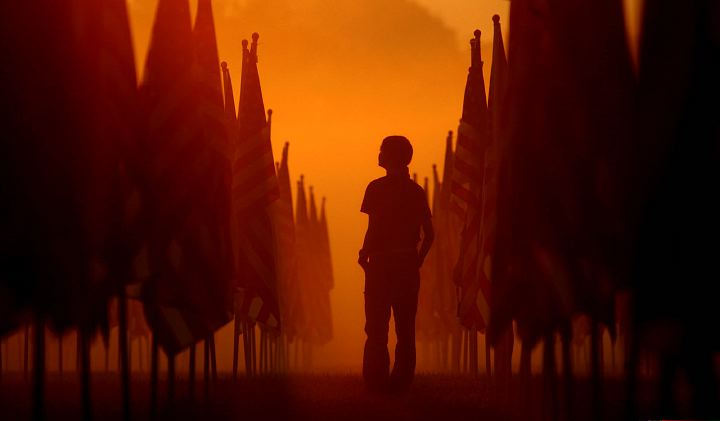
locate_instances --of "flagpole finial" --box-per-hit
[471,30,482,68]
[447,130,453,138]
[267,109,273,119]
[221,61,228,70]
[242,39,250,63]
[492,14,500,24]
[250,33,259,61]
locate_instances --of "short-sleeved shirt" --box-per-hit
[361,174,431,255]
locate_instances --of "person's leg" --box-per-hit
[363,262,392,391]
[390,262,420,391]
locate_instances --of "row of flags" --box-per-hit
[416,4,633,371]
[0,0,334,381]
[414,15,508,372]
[418,2,719,416]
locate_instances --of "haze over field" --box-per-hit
[125,0,640,370]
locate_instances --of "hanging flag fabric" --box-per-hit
[294,176,312,341]
[631,0,720,353]
[273,142,305,341]
[139,0,232,354]
[478,15,507,344]
[417,177,441,343]
[190,0,235,333]
[313,193,334,344]
[451,31,491,330]
[232,33,281,331]
[491,0,634,346]
[318,198,335,291]
[0,1,135,338]
[434,132,462,339]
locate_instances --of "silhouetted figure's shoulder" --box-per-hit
[365,175,424,191]
[361,175,429,217]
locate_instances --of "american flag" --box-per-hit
[273,142,305,341]
[308,188,333,344]
[451,30,491,330]
[232,33,281,330]
[479,15,507,344]
[136,0,233,354]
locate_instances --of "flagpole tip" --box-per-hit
[242,39,249,49]
[474,29,481,39]
[267,109,273,117]
[221,61,228,70]
[492,14,500,24]
[252,32,260,42]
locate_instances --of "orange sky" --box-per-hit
[123,0,642,371]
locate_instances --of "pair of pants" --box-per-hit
[362,252,420,390]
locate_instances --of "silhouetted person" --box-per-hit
[358,136,434,393]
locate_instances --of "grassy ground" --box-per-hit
[0,372,659,420]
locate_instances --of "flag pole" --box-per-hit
[250,324,257,375]
[259,330,265,373]
[232,315,240,380]
[105,340,110,373]
[79,329,92,421]
[520,341,532,410]
[243,322,252,376]
[462,329,468,372]
[484,332,490,377]
[542,333,559,421]
[590,320,602,421]
[32,317,45,421]
[188,344,196,400]
[560,323,573,420]
[24,324,30,380]
[118,292,131,421]
[469,327,478,376]
[167,353,175,407]
[210,335,217,380]
[204,337,210,398]
[150,335,158,418]
[58,334,63,376]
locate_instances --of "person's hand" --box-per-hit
[358,250,369,270]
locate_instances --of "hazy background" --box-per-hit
[125,0,641,371]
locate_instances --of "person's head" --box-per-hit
[378,135,413,169]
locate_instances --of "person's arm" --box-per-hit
[417,216,434,268]
[359,183,373,270]
[358,219,370,269]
